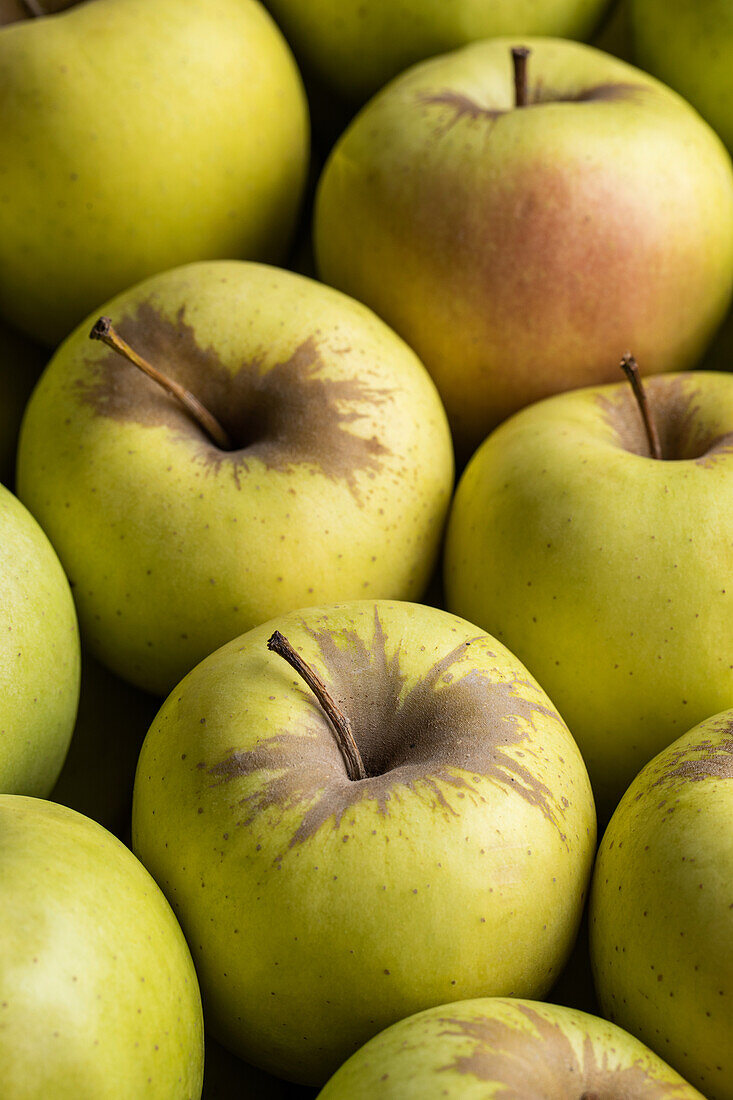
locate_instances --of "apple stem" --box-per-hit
[267,630,367,782]
[89,316,232,451]
[619,353,662,460]
[20,0,46,15]
[512,46,531,108]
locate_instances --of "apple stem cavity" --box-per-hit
[89,316,232,451]
[267,630,367,782]
[619,353,662,460]
[511,46,531,109]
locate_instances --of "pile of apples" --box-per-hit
[1,1,732,1097]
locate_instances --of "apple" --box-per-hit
[445,367,733,818]
[50,650,160,837]
[0,0,309,346]
[317,997,704,1098]
[264,0,611,104]
[0,795,204,1097]
[132,599,596,1085]
[630,0,733,152]
[315,37,733,457]
[0,318,44,484]
[16,261,454,695]
[0,481,80,797]
[590,708,733,1100]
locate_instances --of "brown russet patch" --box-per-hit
[439,1003,690,1096]
[76,301,393,499]
[206,608,570,852]
[646,726,733,792]
[596,374,733,463]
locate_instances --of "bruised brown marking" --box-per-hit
[76,302,393,499]
[206,608,570,852]
[596,374,733,463]
[644,728,733,794]
[552,82,647,105]
[419,91,503,134]
[438,1003,691,1096]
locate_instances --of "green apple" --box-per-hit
[51,650,160,837]
[318,997,704,1098]
[445,369,733,818]
[630,0,733,151]
[0,795,203,1098]
[132,599,596,1085]
[0,0,309,346]
[1,482,80,796]
[264,0,611,104]
[315,38,733,457]
[16,261,454,695]
[0,318,44,484]
[590,709,733,1100]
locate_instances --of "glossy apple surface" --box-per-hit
[132,600,595,1084]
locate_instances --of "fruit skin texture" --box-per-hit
[17,260,454,695]
[444,371,733,818]
[0,796,204,1099]
[590,710,733,1100]
[317,997,704,1098]
[263,0,610,103]
[132,600,596,1086]
[630,0,733,152]
[0,0,309,346]
[315,37,733,456]
[0,483,80,796]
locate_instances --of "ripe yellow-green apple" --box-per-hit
[0,0,309,346]
[315,38,733,456]
[51,651,160,837]
[630,0,733,152]
[317,998,704,1098]
[16,261,454,695]
[590,709,733,1100]
[264,0,611,104]
[131,600,596,1085]
[445,367,733,818]
[0,318,44,484]
[0,482,79,796]
[0,796,204,1098]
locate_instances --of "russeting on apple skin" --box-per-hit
[263,0,610,103]
[132,600,596,1086]
[16,261,454,695]
[317,997,704,1099]
[0,482,80,796]
[445,371,733,818]
[315,37,733,456]
[0,796,204,1099]
[0,0,309,346]
[590,709,733,1100]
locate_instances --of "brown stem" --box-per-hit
[89,317,232,450]
[620,353,662,460]
[19,0,46,15]
[267,630,367,782]
[512,46,531,108]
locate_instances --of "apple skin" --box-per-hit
[590,709,733,1100]
[0,0,309,346]
[0,796,204,1098]
[445,371,733,819]
[0,318,45,484]
[630,0,733,152]
[315,37,733,457]
[263,0,610,104]
[16,260,453,695]
[132,599,596,1085]
[317,997,704,1098]
[0,482,80,796]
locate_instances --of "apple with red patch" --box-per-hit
[317,998,704,1098]
[131,599,596,1085]
[16,261,454,695]
[445,364,733,817]
[591,708,733,1100]
[315,38,733,455]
